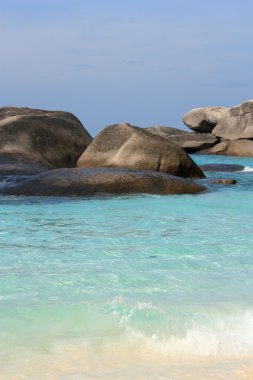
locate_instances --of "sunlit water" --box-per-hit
[1,155,253,379]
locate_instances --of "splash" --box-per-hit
[241,166,253,172]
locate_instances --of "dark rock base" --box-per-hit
[0,167,206,197]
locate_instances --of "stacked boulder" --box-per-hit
[0,108,205,196]
[182,100,253,156]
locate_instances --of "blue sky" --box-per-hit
[0,0,252,135]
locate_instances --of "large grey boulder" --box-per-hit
[212,100,253,140]
[0,107,92,174]
[183,107,227,133]
[196,139,253,156]
[77,123,205,178]
[0,168,206,196]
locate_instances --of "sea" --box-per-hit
[1,154,253,380]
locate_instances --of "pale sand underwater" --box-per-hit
[1,154,253,379]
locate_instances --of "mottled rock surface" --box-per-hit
[77,123,205,178]
[212,100,253,140]
[197,139,253,156]
[0,167,206,196]
[0,107,92,173]
[146,125,187,138]
[168,133,218,152]
[146,126,218,152]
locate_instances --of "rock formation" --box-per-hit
[212,101,253,140]
[0,107,92,174]
[77,123,205,178]
[146,126,218,153]
[183,107,227,133]
[0,168,206,196]
[183,100,253,156]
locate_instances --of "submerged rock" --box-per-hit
[0,167,206,196]
[77,123,205,178]
[212,178,237,185]
[0,106,92,174]
[183,107,227,133]
[200,164,245,172]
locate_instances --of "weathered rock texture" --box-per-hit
[77,123,205,178]
[0,168,206,196]
[197,139,253,156]
[168,133,218,152]
[146,125,187,138]
[0,107,92,174]
[146,126,218,152]
[183,107,228,133]
[183,100,253,156]
[212,100,253,140]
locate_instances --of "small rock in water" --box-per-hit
[200,164,244,172]
[212,178,237,185]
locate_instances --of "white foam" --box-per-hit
[124,310,253,357]
[241,166,253,172]
[106,298,253,357]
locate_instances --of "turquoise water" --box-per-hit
[1,155,253,379]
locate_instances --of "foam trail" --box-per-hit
[241,166,253,172]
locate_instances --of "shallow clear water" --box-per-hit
[1,155,253,379]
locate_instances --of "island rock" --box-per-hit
[77,123,205,178]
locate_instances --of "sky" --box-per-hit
[0,0,253,136]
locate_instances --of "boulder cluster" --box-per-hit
[0,107,206,196]
[182,100,253,156]
[1,99,249,197]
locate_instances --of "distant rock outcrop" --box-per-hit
[0,107,92,175]
[197,139,253,156]
[145,126,218,153]
[77,123,205,178]
[212,100,253,140]
[183,100,253,156]
[146,125,187,138]
[183,107,228,133]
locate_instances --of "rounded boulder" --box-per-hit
[77,123,205,178]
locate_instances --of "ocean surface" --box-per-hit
[1,154,253,380]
